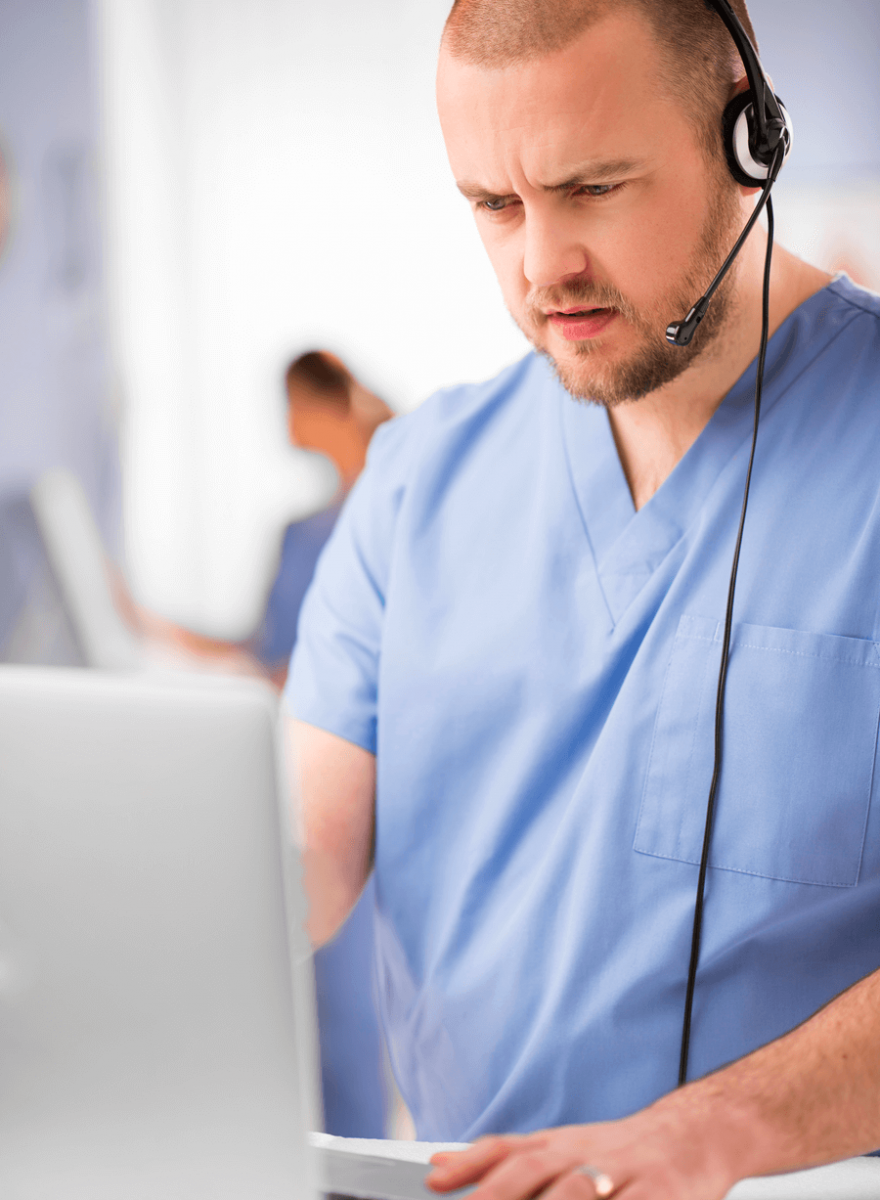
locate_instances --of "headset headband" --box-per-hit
[703,0,787,163]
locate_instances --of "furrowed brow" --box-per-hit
[456,158,645,202]
[456,180,511,202]
[541,158,645,192]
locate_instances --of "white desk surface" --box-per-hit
[312,1136,880,1199]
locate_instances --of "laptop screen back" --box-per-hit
[0,666,319,1200]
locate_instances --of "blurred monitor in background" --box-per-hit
[0,493,87,669]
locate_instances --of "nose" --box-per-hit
[522,206,590,288]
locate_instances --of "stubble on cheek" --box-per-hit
[505,176,745,408]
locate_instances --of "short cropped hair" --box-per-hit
[442,0,758,168]
[286,351,351,410]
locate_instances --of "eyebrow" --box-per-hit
[456,158,646,201]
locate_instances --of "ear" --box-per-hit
[722,72,793,193]
[725,76,762,196]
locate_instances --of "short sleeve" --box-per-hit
[283,413,416,753]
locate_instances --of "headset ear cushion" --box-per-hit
[722,90,766,186]
[722,90,793,187]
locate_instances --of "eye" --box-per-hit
[478,196,514,212]
[574,183,622,199]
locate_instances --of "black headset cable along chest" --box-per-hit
[664,0,791,1086]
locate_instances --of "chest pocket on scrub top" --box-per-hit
[634,614,880,887]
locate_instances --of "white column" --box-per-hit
[94,0,338,637]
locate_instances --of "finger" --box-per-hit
[427,1137,520,1189]
[440,1145,574,1200]
[571,1167,617,1199]
[539,1166,627,1200]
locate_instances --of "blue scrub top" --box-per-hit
[251,503,342,668]
[288,276,880,1142]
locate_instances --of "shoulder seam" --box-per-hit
[828,280,880,320]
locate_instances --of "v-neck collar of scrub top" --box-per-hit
[558,276,860,627]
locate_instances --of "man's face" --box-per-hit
[436,13,746,406]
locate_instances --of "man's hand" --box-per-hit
[426,1097,740,1200]
[427,966,880,1200]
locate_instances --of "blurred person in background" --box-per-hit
[251,350,394,688]
[126,351,393,685]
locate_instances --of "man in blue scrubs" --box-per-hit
[285,1,880,1195]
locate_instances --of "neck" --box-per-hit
[607,234,831,511]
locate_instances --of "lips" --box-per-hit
[546,307,618,342]
[554,306,610,316]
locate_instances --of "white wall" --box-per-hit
[278,0,530,408]
[749,0,880,290]
[96,0,338,636]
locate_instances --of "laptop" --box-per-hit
[0,665,464,1199]
[1,666,877,1200]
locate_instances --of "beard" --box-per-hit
[511,175,745,407]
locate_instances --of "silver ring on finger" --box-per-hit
[574,1164,616,1198]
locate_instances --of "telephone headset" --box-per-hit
[665,0,793,1086]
